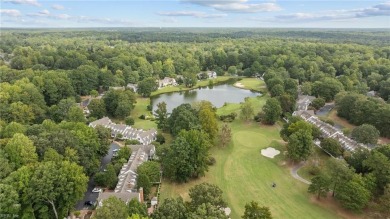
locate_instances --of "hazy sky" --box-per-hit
[1,0,389,28]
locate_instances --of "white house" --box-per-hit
[158,77,177,88]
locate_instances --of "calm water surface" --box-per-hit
[151,84,261,112]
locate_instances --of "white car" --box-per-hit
[92,188,102,193]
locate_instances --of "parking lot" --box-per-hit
[75,142,120,210]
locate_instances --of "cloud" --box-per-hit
[51,4,65,10]
[182,0,281,13]
[0,9,22,17]
[274,1,390,22]
[158,10,227,18]
[4,0,40,7]
[27,9,50,17]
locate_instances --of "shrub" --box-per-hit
[219,112,237,122]
[139,114,146,120]
[94,172,107,187]
[156,133,165,144]
[206,157,216,166]
[319,117,334,126]
[308,165,321,176]
[125,139,141,145]
[125,116,135,125]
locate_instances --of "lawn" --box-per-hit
[130,97,157,130]
[217,94,269,117]
[234,78,266,92]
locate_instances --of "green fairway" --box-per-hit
[160,121,341,218]
[160,93,342,218]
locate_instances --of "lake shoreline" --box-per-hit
[150,76,242,97]
[150,82,261,113]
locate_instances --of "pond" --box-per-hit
[151,84,261,112]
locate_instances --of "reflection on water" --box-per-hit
[151,84,261,112]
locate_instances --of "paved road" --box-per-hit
[290,162,311,185]
[75,142,120,210]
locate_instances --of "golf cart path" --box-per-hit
[290,162,311,185]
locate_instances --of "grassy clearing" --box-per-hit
[160,120,341,219]
[217,94,268,116]
[234,78,266,92]
[131,97,157,130]
[151,76,234,96]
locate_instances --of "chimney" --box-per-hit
[139,187,144,203]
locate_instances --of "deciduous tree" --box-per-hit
[335,175,371,211]
[136,173,151,197]
[189,183,227,209]
[262,98,282,125]
[137,161,161,183]
[137,77,158,97]
[95,196,128,219]
[240,98,254,122]
[162,130,210,182]
[154,101,168,131]
[89,99,107,119]
[128,198,148,217]
[286,130,313,161]
[308,174,331,199]
[219,123,232,148]
[5,133,38,169]
[242,201,272,219]
[320,138,343,157]
[152,197,188,219]
[351,124,380,145]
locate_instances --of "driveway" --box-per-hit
[75,142,120,210]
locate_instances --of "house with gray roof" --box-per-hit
[293,110,369,152]
[97,145,154,207]
[296,95,316,111]
[89,117,157,145]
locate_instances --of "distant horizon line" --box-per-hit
[1,27,389,30]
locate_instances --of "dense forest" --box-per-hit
[0,29,390,218]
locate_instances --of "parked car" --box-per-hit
[113,149,119,152]
[92,188,102,193]
[84,201,94,206]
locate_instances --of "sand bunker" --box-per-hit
[261,147,280,158]
[234,82,244,88]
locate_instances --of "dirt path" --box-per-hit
[290,162,311,184]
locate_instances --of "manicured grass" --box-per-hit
[151,76,234,96]
[160,120,341,219]
[131,97,157,130]
[234,78,266,92]
[217,94,268,116]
